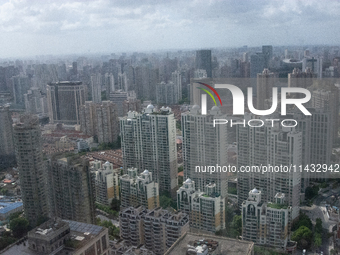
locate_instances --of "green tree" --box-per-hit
[291,226,312,248]
[313,232,322,248]
[9,217,29,238]
[305,186,319,200]
[110,198,121,212]
[231,215,242,237]
[315,218,323,233]
[292,212,312,231]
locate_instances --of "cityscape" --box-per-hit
[0,1,340,255]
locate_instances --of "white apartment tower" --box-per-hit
[237,114,302,220]
[181,105,233,198]
[120,105,178,196]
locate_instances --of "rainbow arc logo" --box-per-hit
[196,82,222,106]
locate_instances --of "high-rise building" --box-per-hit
[91,160,120,206]
[250,53,265,95]
[122,98,141,117]
[13,115,49,226]
[119,206,189,254]
[117,72,128,92]
[79,101,119,144]
[237,115,302,220]
[250,53,265,79]
[288,68,315,92]
[46,81,87,125]
[120,106,178,196]
[177,179,225,233]
[181,105,233,197]
[156,82,178,105]
[193,69,207,79]
[242,189,290,249]
[48,155,96,224]
[110,90,136,117]
[195,50,212,78]
[120,168,159,210]
[256,69,275,110]
[309,108,333,169]
[10,75,31,106]
[0,105,14,156]
[90,73,102,103]
[103,73,115,100]
[302,57,323,78]
[311,89,338,140]
[172,70,182,101]
[24,87,48,114]
[135,65,159,101]
[262,45,273,68]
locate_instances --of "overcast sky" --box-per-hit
[0,0,340,58]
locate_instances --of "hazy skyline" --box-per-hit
[0,0,340,58]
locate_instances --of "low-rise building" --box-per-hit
[177,179,225,233]
[119,206,189,255]
[5,218,110,255]
[164,232,254,255]
[120,168,159,210]
[91,160,120,206]
[242,189,290,250]
[0,202,23,220]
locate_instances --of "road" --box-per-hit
[299,186,340,255]
[96,214,119,227]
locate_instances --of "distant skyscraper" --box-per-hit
[262,45,273,68]
[122,98,141,117]
[46,81,87,125]
[256,69,275,110]
[302,57,323,78]
[110,90,136,117]
[120,105,178,196]
[13,115,48,226]
[172,70,182,101]
[288,68,315,93]
[90,73,102,103]
[0,105,14,157]
[250,53,265,95]
[311,89,338,140]
[49,155,96,224]
[10,75,31,106]
[103,73,115,100]
[80,101,119,144]
[24,87,48,114]
[195,50,212,78]
[156,82,179,105]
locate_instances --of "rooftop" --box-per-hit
[164,232,254,255]
[0,202,22,215]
